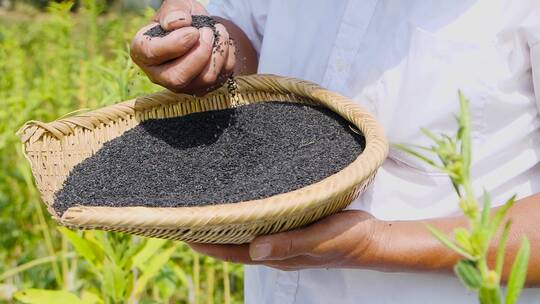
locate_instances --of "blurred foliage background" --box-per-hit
[0,0,242,303]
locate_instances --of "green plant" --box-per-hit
[11,229,185,304]
[0,2,243,303]
[396,92,530,304]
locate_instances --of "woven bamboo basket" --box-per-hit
[17,74,388,244]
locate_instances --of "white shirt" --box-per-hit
[208,1,540,303]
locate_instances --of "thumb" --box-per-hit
[249,229,313,261]
[156,0,193,31]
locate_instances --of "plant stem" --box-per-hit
[194,253,200,304]
[62,235,69,290]
[479,259,489,279]
[31,196,63,287]
[223,262,231,304]
[206,265,215,304]
[0,252,76,282]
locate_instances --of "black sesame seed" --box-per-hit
[53,102,365,216]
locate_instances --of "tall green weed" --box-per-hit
[0,3,243,303]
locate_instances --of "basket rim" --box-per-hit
[18,74,389,229]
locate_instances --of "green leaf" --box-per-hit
[495,221,512,277]
[58,227,102,266]
[118,237,146,269]
[505,238,530,304]
[421,128,442,144]
[454,228,473,254]
[80,291,103,304]
[171,265,190,287]
[401,143,436,153]
[454,260,482,290]
[93,232,117,263]
[427,225,475,260]
[480,190,491,229]
[102,259,127,303]
[479,286,502,304]
[14,289,83,304]
[471,229,490,256]
[393,143,441,169]
[132,245,178,299]
[490,195,516,236]
[132,238,168,269]
[458,91,472,179]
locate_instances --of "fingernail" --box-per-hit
[200,28,215,45]
[250,243,272,261]
[164,10,188,28]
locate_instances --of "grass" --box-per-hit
[0,2,243,303]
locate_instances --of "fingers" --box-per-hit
[188,243,329,271]
[131,23,199,66]
[188,243,321,268]
[249,228,316,261]
[190,0,208,15]
[144,27,214,92]
[248,211,370,261]
[224,38,236,74]
[189,243,256,264]
[190,220,329,264]
[188,211,378,270]
[133,0,235,93]
[153,0,209,30]
[190,24,230,89]
[154,0,193,31]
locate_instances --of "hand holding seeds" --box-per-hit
[130,0,235,94]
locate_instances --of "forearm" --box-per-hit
[213,17,258,75]
[370,193,540,285]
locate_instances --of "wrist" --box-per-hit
[363,218,461,272]
[358,218,394,270]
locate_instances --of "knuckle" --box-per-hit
[142,46,158,63]
[202,71,218,84]
[146,69,168,87]
[178,33,198,52]
[193,53,212,69]
[281,238,294,257]
[224,58,235,73]
[216,27,229,50]
[215,23,227,32]
[217,25,229,39]
[198,31,215,50]
[132,38,157,64]
[167,71,189,88]
[181,33,194,46]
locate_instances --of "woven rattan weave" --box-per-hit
[18,74,388,244]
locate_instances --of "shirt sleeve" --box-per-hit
[207,0,269,54]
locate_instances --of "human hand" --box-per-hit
[189,211,385,271]
[130,0,235,94]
